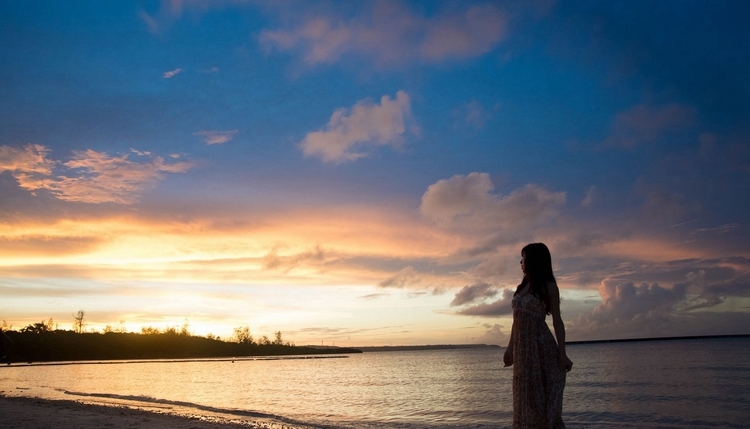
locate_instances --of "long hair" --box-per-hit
[515,242,556,314]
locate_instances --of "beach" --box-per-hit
[0,395,312,429]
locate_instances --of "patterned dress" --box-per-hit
[511,292,566,428]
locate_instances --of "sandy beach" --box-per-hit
[0,395,314,429]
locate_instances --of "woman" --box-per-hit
[504,243,573,428]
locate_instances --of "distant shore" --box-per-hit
[350,343,501,352]
[567,333,750,345]
[312,334,750,352]
[0,395,313,429]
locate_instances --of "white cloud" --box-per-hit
[194,130,239,145]
[260,2,508,66]
[420,172,566,231]
[163,68,183,78]
[0,144,192,204]
[300,91,415,163]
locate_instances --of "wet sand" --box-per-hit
[0,395,314,429]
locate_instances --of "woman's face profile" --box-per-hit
[520,252,526,275]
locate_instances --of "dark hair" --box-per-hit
[515,242,556,314]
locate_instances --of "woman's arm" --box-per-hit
[503,320,515,367]
[548,282,573,372]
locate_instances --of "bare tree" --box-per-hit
[73,310,86,334]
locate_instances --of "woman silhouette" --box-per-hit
[504,243,572,428]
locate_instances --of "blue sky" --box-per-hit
[1,0,749,345]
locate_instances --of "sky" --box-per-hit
[1,0,749,346]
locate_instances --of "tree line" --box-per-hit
[0,315,360,364]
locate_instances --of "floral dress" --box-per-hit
[511,292,566,428]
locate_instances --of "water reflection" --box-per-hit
[1,339,749,428]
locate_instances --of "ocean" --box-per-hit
[1,337,748,428]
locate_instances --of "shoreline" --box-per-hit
[0,394,317,429]
[0,354,349,368]
[566,333,750,345]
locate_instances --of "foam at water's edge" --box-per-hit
[59,390,326,429]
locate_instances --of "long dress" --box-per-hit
[511,292,566,429]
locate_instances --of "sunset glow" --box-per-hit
[1,0,749,345]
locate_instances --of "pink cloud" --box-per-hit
[420,172,566,231]
[0,144,192,204]
[260,2,508,66]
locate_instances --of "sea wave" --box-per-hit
[60,389,326,429]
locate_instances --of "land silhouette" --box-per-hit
[0,319,360,364]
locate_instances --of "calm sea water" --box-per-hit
[1,337,748,428]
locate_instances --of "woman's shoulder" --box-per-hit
[546,281,560,294]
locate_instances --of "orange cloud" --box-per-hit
[0,144,57,194]
[0,202,472,289]
[597,237,708,262]
[0,145,192,204]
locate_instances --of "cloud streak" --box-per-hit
[163,68,183,78]
[194,130,239,145]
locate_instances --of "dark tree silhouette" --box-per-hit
[73,310,86,334]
